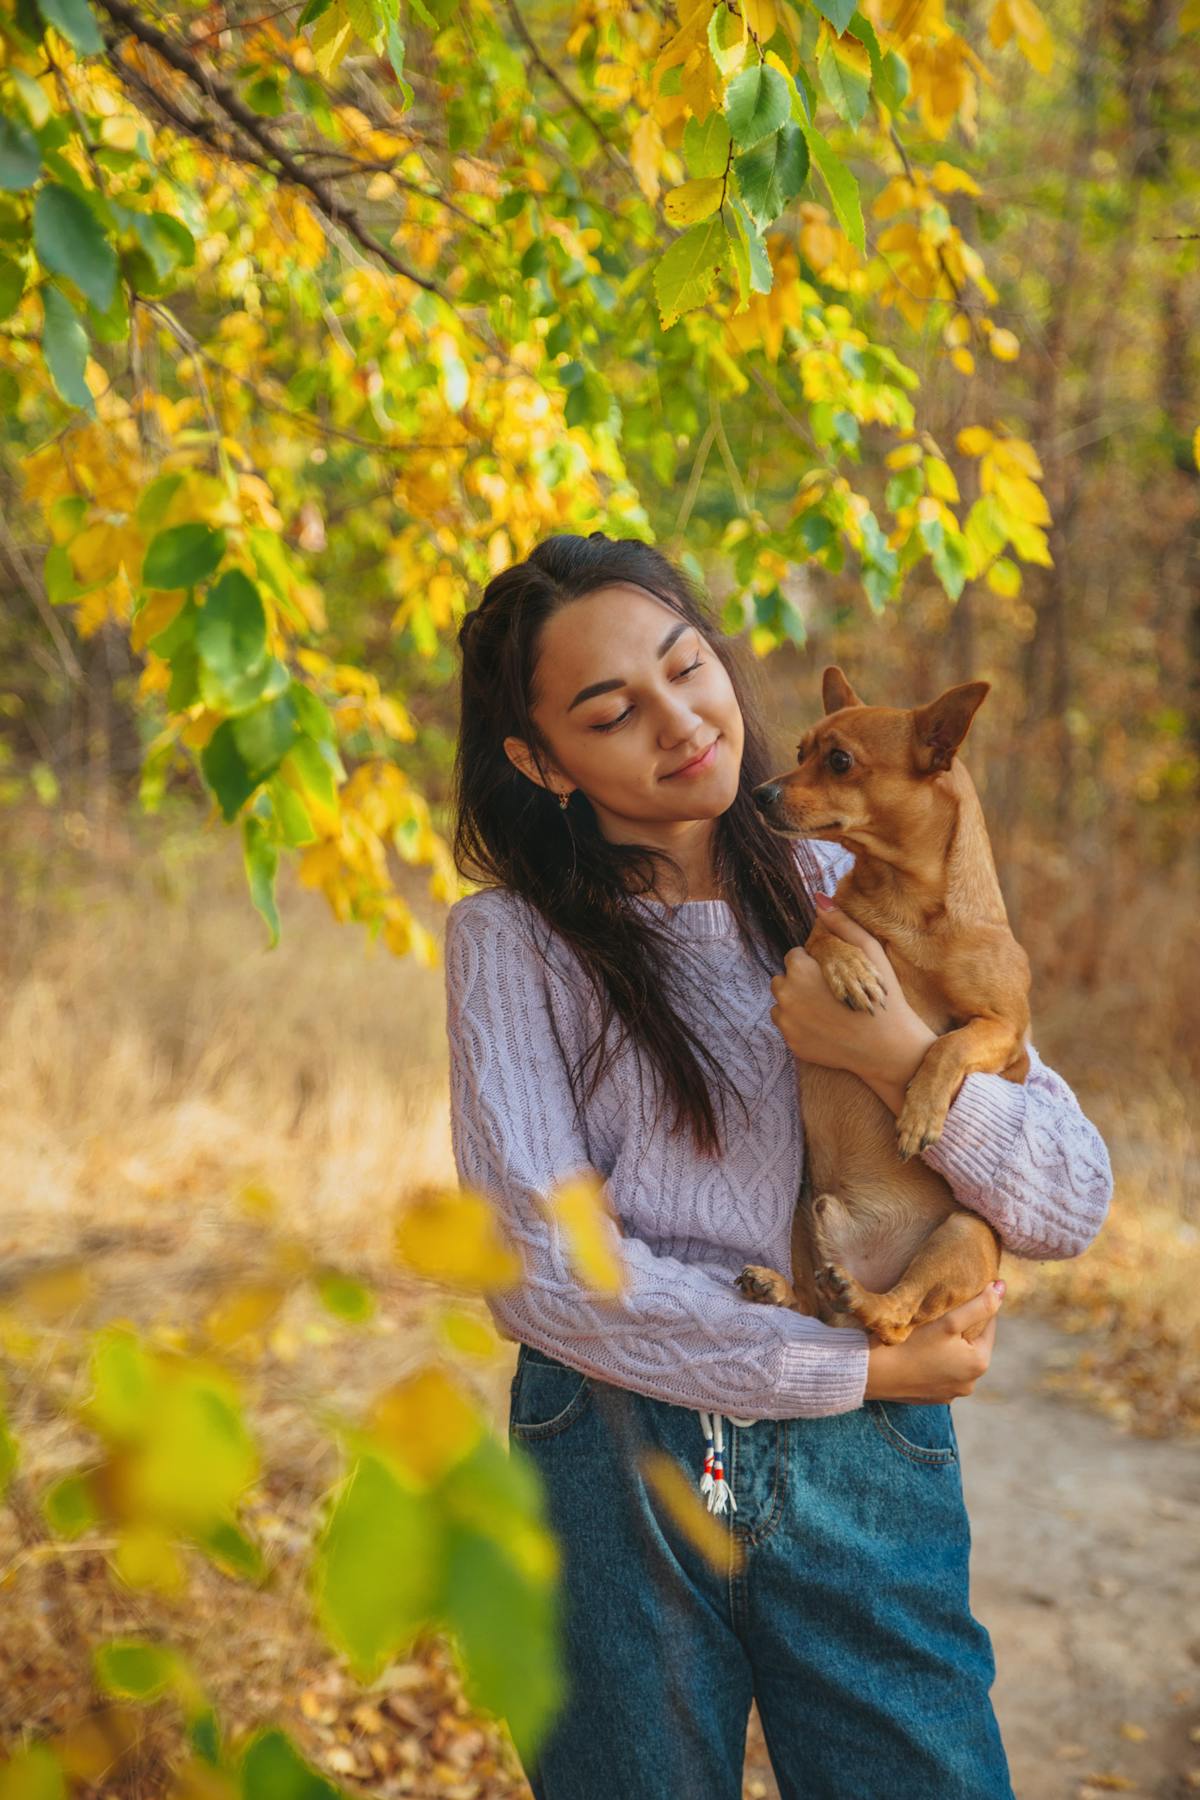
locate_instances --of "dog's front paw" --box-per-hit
[895,1080,953,1161]
[736,1264,796,1308]
[820,945,889,1015]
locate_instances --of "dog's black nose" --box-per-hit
[753,783,781,812]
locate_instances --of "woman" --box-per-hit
[444,533,1113,1800]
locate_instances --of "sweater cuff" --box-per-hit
[775,1322,870,1417]
[920,1068,1028,1200]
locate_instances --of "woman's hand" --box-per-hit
[864,1281,1004,1402]
[769,895,938,1113]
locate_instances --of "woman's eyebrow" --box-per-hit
[566,619,692,712]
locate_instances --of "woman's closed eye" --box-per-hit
[591,658,705,732]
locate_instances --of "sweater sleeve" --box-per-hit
[444,892,870,1421]
[803,834,1114,1262]
[919,1044,1113,1260]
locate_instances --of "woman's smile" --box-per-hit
[662,736,721,780]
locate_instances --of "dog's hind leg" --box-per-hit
[815,1209,1002,1345]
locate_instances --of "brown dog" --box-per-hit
[736,665,1031,1345]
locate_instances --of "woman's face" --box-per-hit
[503,582,745,839]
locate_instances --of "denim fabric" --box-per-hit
[510,1343,1014,1800]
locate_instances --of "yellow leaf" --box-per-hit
[925,458,959,501]
[205,1284,288,1349]
[744,0,776,40]
[663,177,724,226]
[943,312,971,347]
[540,1172,625,1296]
[1192,425,1200,470]
[641,1450,744,1573]
[930,161,982,197]
[112,1524,187,1595]
[438,1308,502,1360]
[950,347,975,374]
[885,443,923,470]
[985,557,1021,597]
[367,1367,483,1486]
[956,426,993,456]
[131,590,185,655]
[630,115,663,205]
[393,1186,522,1290]
[989,434,1044,479]
[988,327,1020,361]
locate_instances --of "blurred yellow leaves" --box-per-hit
[539,1172,625,1297]
[393,1171,626,1299]
[641,1451,744,1574]
[368,1368,483,1488]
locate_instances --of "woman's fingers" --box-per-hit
[945,1281,1005,1345]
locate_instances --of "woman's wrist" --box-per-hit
[858,1020,938,1116]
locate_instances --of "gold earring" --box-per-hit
[558,790,570,809]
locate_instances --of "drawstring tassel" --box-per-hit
[698,1412,716,1501]
[697,1410,736,1515]
[696,1410,755,1514]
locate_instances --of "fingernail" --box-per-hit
[814,892,835,911]
[991,1279,1006,1296]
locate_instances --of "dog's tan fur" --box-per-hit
[736,666,1031,1345]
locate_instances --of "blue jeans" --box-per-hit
[509,1344,1014,1800]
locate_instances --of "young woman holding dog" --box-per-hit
[445,533,1112,1800]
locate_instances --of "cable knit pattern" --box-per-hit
[444,837,1113,1420]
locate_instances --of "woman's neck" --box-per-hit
[600,814,724,904]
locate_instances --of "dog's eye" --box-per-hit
[827,748,853,774]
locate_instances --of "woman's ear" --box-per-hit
[503,734,565,797]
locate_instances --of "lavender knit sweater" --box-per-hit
[444,837,1113,1419]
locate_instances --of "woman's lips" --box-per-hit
[663,737,720,779]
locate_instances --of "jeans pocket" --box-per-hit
[509,1344,593,1442]
[865,1399,959,1466]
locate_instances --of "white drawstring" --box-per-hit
[696,1409,755,1514]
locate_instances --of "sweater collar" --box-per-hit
[627,894,740,939]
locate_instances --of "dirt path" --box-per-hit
[744,1314,1200,1799]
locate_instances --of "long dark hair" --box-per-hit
[451,532,824,1158]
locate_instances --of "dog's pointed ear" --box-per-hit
[911,681,990,773]
[823,666,866,713]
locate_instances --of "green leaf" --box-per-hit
[40,284,93,413]
[0,1744,66,1800]
[201,722,258,822]
[128,210,195,282]
[194,1516,265,1581]
[0,258,25,320]
[0,1402,16,1498]
[143,523,226,590]
[875,47,909,114]
[0,117,41,191]
[724,63,790,151]
[239,1730,346,1800]
[243,814,280,948]
[42,1471,97,1538]
[94,1639,179,1702]
[810,0,855,29]
[733,125,808,230]
[267,772,317,846]
[36,0,104,51]
[195,569,268,686]
[919,514,970,599]
[799,121,864,252]
[818,41,871,128]
[729,195,773,298]
[33,184,116,311]
[682,110,732,179]
[653,217,728,330]
[315,1270,376,1323]
[231,692,300,781]
[313,1454,443,1679]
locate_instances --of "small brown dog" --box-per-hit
[737,666,1031,1345]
